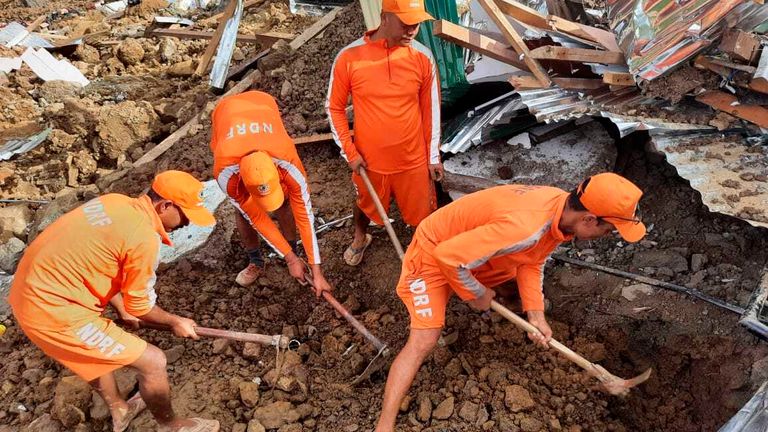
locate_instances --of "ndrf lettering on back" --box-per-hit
[82,198,113,227]
[226,122,274,140]
[75,322,127,358]
[409,279,432,318]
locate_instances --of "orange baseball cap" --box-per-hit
[577,173,646,243]
[240,151,284,212]
[152,170,216,227]
[382,0,434,25]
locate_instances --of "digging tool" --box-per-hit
[121,320,300,350]
[491,301,651,396]
[358,168,405,259]
[303,273,390,384]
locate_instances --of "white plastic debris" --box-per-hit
[0,57,22,73]
[21,47,89,86]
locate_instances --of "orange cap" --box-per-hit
[240,151,284,212]
[577,173,646,243]
[382,0,434,25]
[152,170,216,227]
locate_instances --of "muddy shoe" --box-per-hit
[158,418,220,432]
[112,393,146,432]
[235,263,262,287]
[343,234,373,266]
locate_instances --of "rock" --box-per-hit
[458,401,479,423]
[232,46,245,61]
[24,413,63,432]
[432,396,454,420]
[243,342,262,359]
[399,394,412,412]
[21,368,44,383]
[114,368,138,398]
[51,376,91,427]
[164,345,185,364]
[233,423,247,432]
[95,100,161,162]
[239,381,260,408]
[505,385,535,412]
[159,38,177,62]
[246,420,266,432]
[71,151,97,180]
[750,355,768,384]
[280,81,292,98]
[167,60,196,77]
[90,391,109,421]
[0,204,32,240]
[35,377,57,403]
[621,283,654,301]
[417,394,431,422]
[38,81,82,103]
[212,338,230,354]
[73,43,100,64]
[632,250,688,273]
[117,39,145,65]
[691,254,708,273]
[0,237,25,273]
[520,417,543,432]
[253,401,300,429]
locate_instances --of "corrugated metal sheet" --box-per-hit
[441,93,531,153]
[607,0,768,82]
[516,87,649,123]
[600,112,716,138]
[650,133,768,229]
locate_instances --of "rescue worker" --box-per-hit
[211,90,332,295]
[9,171,220,432]
[375,173,647,431]
[326,0,442,266]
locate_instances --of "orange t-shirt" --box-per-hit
[414,185,572,311]
[9,194,171,330]
[211,91,321,264]
[326,30,441,174]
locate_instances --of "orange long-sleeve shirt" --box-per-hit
[326,30,441,174]
[413,185,572,311]
[211,91,321,264]
[9,194,171,330]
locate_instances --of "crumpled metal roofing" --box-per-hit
[606,0,768,82]
[650,132,768,229]
[516,86,650,123]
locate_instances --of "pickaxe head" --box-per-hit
[591,364,652,396]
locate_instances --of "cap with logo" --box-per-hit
[152,170,216,226]
[240,151,285,212]
[382,0,434,25]
[576,173,646,243]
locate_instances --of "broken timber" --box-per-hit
[510,75,604,90]
[695,90,768,128]
[602,72,634,86]
[289,7,342,50]
[226,48,270,81]
[528,46,625,65]
[195,0,238,76]
[478,0,551,86]
[432,20,528,71]
[151,28,293,46]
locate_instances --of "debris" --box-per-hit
[0,204,32,241]
[151,28,293,45]
[432,396,454,420]
[695,90,768,129]
[0,57,22,73]
[0,237,25,273]
[116,39,145,66]
[51,376,91,428]
[0,128,52,162]
[433,20,528,71]
[621,283,655,301]
[252,401,301,429]
[238,381,260,407]
[719,29,762,64]
[0,22,54,49]
[20,48,89,86]
[208,0,246,89]
[505,385,535,412]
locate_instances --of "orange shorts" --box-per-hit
[17,315,147,382]
[352,164,436,227]
[396,237,517,329]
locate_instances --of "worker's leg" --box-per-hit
[352,205,370,249]
[350,170,389,248]
[234,210,261,252]
[90,372,129,420]
[391,164,436,227]
[375,328,441,432]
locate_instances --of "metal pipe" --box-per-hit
[551,254,745,314]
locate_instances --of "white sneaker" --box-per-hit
[235,263,261,287]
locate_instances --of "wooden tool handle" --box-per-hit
[126,321,291,348]
[490,301,596,372]
[359,168,405,259]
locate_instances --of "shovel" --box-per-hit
[491,301,652,396]
[303,273,390,385]
[121,320,300,350]
[360,171,652,395]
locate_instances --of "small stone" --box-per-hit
[520,417,543,432]
[159,38,176,63]
[246,420,266,432]
[239,382,260,408]
[621,283,654,301]
[280,80,292,98]
[691,254,708,273]
[0,237,25,273]
[25,413,63,431]
[417,394,431,422]
[164,345,185,364]
[212,338,230,354]
[243,342,262,359]
[167,59,196,77]
[432,396,454,420]
[550,418,562,430]
[632,250,688,273]
[505,385,535,412]
[399,394,412,412]
[117,39,145,65]
[253,401,300,429]
[458,401,479,423]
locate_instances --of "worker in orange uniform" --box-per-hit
[211,90,332,295]
[326,0,442,266]
[9,171,220,432]
[374,173,647,431]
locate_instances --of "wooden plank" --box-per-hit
[494,0,549,29]
[294,131,354,145]
[210,0,264,21]
[151,28,293,45]
[195,0,238,76]
[289,7,342,50]
[528,45,625,65]
[478,0,551,86]
[226,47,270,81]
[707,57,757,74]
[695,90,768,128]
[603,71,634,86]
[547,15,620,52]
[719,28,761,63]
[26,16,46,34]
[433,20,529,71]
[443,171,501,194]
[510,75,605,90]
